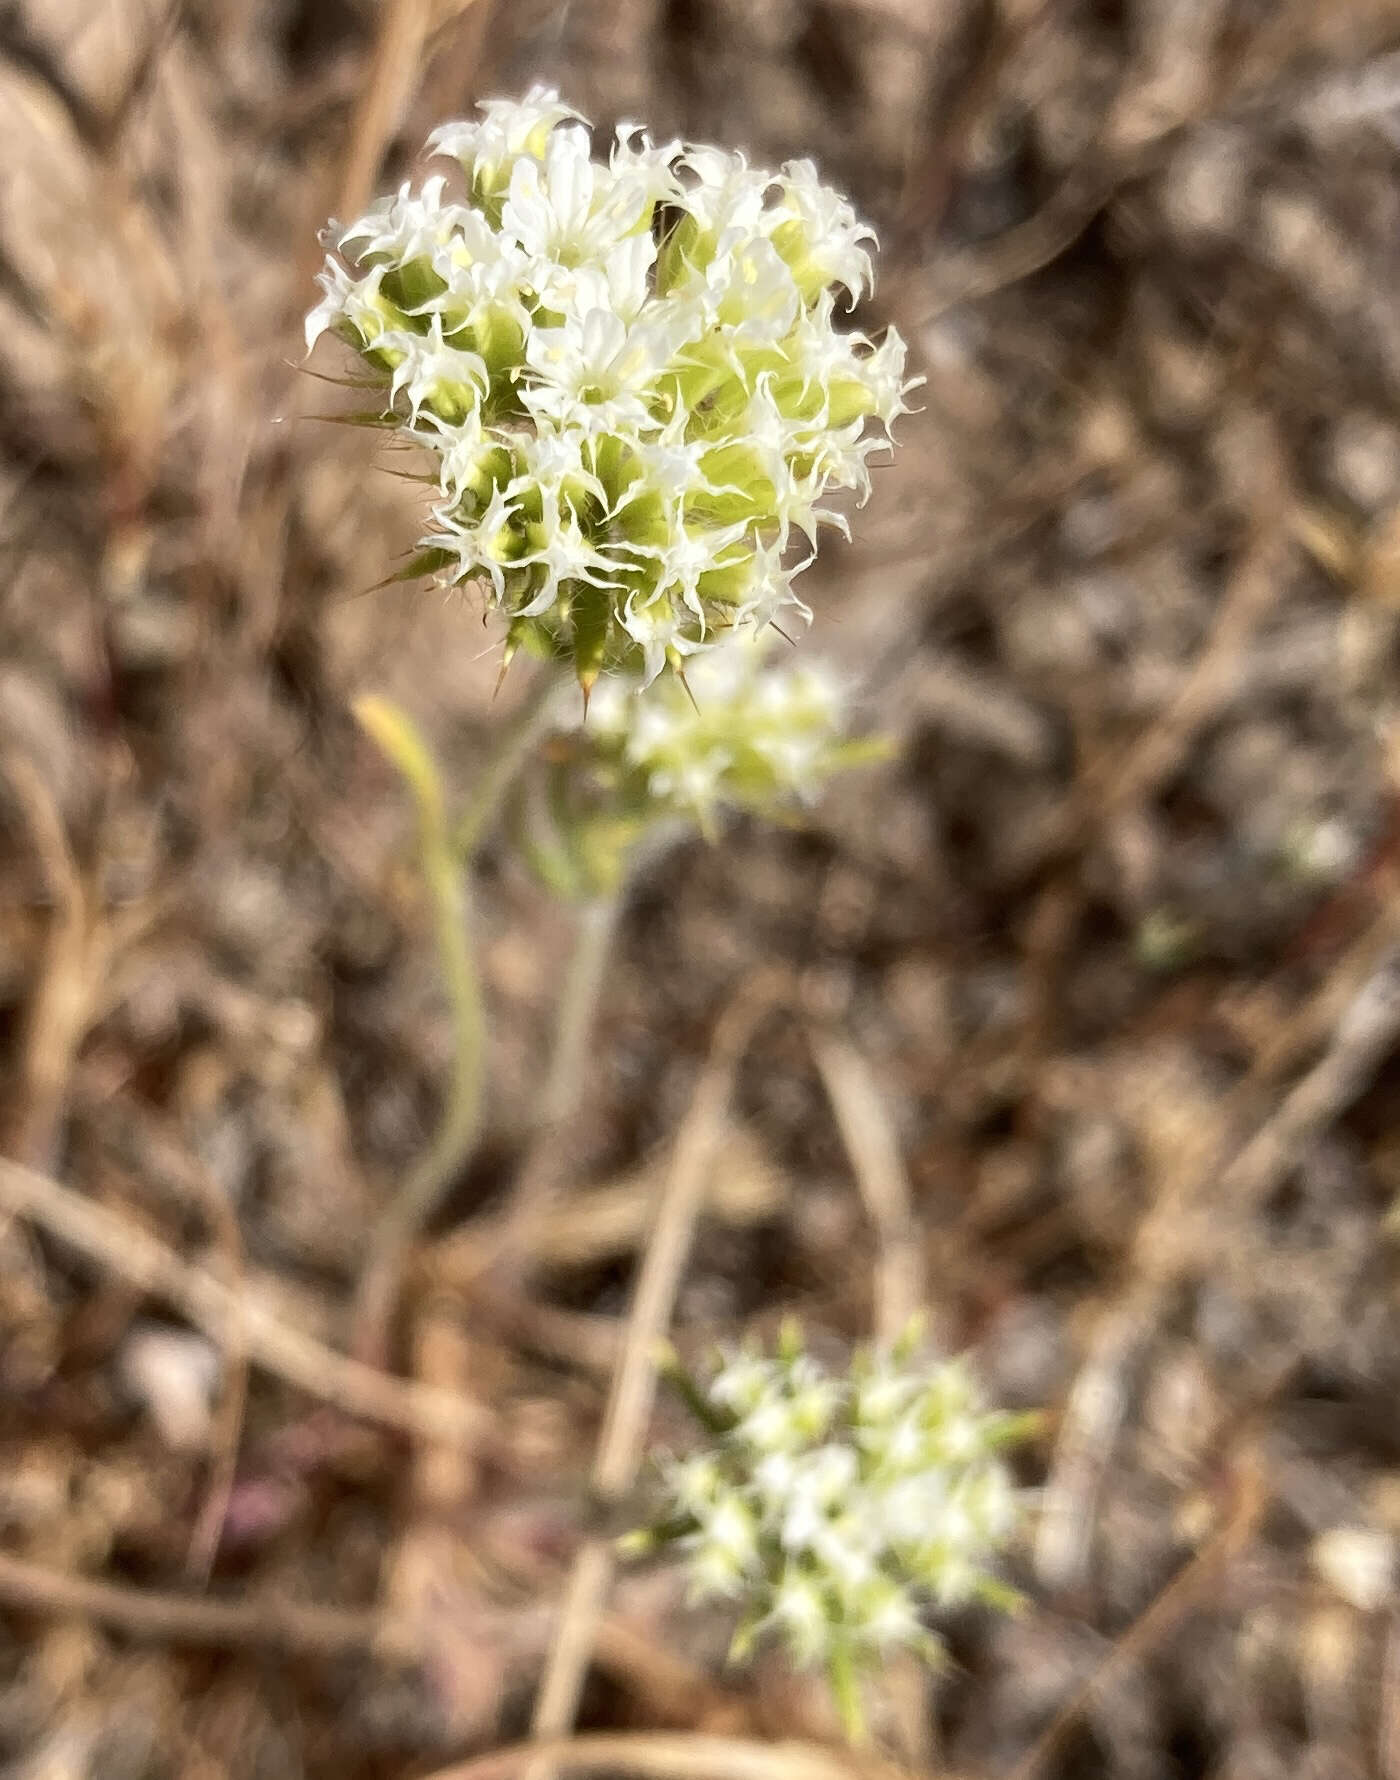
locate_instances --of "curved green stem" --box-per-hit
[352,696,489,1360]
[539,895,621,1131]
[490,893,622,1276]
[828,1642,867,1747]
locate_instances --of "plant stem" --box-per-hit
[350,670,573,1360]
[653,1342,734,1437]
[492,892,622,1276]
[454,663,566,860]
[541,894,621,1130]
[351,697,489,1363]
[828,1643,866,1747]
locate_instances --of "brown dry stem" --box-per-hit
[0,1155,491,1449]
[529,975,787,1749]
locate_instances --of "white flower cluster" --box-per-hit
[307,88,915,688]
[649,1325,1028,1683]
[584,635,868,830]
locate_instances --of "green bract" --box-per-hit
[307,88,916,689]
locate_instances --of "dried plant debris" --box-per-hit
[5,0,1400,1776]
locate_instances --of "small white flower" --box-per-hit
[769,1566,832,1669]
[857,1576,924,1653]
[770,158,875,303]
[662,1452,723,1516]
[859,329,920,433]
[428,86,583,193]
[737,1394,808,1456]
[687,1492,761,1600]
[377,316,489,427]
[501,127,646,267]
[522,305,694,434]
[708,1348,780,1417]
[777,1445,858,1551]
[672,145,774,247]
[338,174,469,267]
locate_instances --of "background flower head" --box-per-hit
[634,1323,1033,1708]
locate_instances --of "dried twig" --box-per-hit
[0,1541,748,1738]
[591,1617,752,1733]
[0,0,179,153]
[335,0,435,226]
[0,1156,491,1449]
[420,1730,917,1780]
[433,1128,786,1286]
[0,2,108,148]
[1379,1608,1400,1780]
[1036,910,1400,1593]
[1015,420,1289,1068]
[810,1032,923,1345]
[91,1101,253,1584]
[895,0,1056,244]
[0,748,102,1170]
[809,1031,927,1762]
[1014,1451,1266,1780]
[158,1131,249,1586]
[1033,1290,1160,1593]
[529,977,786,1747]
[1216,948,1400,1220]
[0,1547,412,1659]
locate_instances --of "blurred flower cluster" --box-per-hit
[634,1323,1030,1714]
[510,636,881,897]
[584,635,882,831]
[307,88,913,689]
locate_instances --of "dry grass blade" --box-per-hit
[0,747,101,1170]
[0,1548,412,1659]
[1013,1451,1267,1780]
[1038,907,1400,1594]
[1380,1609,1400,1780]
[529,974,788,1749]
[0,1156,491,1448]
[419,1730,922,1780]
[808,1031,928,1763]
[1032,1288,1162,1594]
[1015,419,1290,1070]
[1094,469,1290,822]
[809,1031,923,1345]
[433,1128,787,1285]
[0,1,107,147]
[1216,947,1400,1218]
[335,0,435,225]
[591,1618,753,1734]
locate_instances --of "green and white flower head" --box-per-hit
[307,88,917,690]
[584,634,876,833]
[510,637,882,899]
[632,1320,1033,1737]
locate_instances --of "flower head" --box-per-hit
[635,1323,1033,1731]
[507,637,881,899]
[583,635,874,833]
[308,90,917,690]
